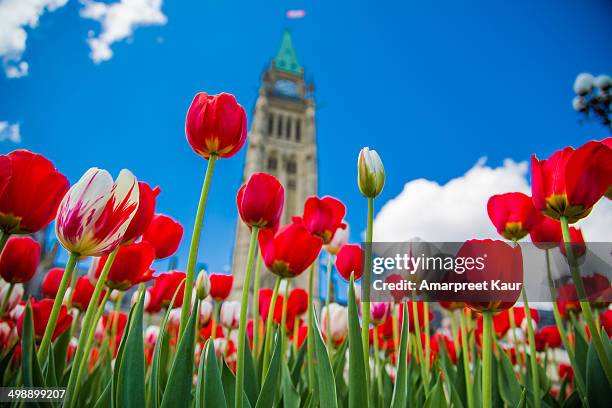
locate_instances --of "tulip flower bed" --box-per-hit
[0,91,611,408]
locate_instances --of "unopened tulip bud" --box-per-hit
[370,302,391,326]
[145,325,160,345]
[321,303,348,345]
[196,271,210,300]
[168,308,182,327]
[9,303,24,321]
[220,300,240,329]
[0,283,23,313]
[200,300,213,326]
[358,147,385,198]
[573,73,594,96]
[325,222,350,255]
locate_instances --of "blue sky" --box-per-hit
[1,0,611,279]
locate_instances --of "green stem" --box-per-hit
[63,248,118,407]
[424,301,431,371]
[325,254,333,353]
[0,282,15,316]
[179,154,218,340]
[411,299,429,394]
[361,197,374,386]
[38,252,79,363]
[66,260,81,309]
[262,276,282,379]
[280,281,290,360]
[450,310,459,355]
[560,215,612,386]
[252,253,262,359]
[508,307,524,380]
[392,304,399,355]
[234,226,259,408]
[211,301,219,342]
[521,290,541,408]
[110,291,124,355]
[0,230,9,254]
[307,263,316,393]
[69,289,111,408]
[545,249,588,403]
[459,310,474,408]
[373,328,384,401]
[482,311,493,408]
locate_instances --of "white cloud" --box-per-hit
[373,157,611,242]
[0,122,22,143]
[80,0,167,63]
[0,0,68,78]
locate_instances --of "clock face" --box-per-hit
[275,79,298,97]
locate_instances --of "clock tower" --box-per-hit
[231,30,318,298]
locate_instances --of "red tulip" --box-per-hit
[438,301,465,311]
[556,283,581,318]
[0,150,69,234]
[429,333,457,364]
[558,226,586,258]
[529,217,563,250]
[534,325,562,351]
[459,239,523,313]
[17,299,72,341]
[99,311,128,338]
[583,273,611,308]
[142,214,184,259]
[0,236,39,283]
[287,288,308,317]
[604,137,612,199]
[558,363,574,382]
[122,182,160,244]
[531,139,612,223]
[0,156,10,202]
[407,301,434,333]
[297,196,346,244]
[258,222,323,278]
[185,92,247,159]
[290,323,308,349]
[93,242,155,290]
[145,271,186,313]
[258,288,284,324]
[209,273,233,301]
[487,192,542,240]
[237,173,284,230]
[335,244,364,281]
[71,276,100,311]
[41,267,64,298]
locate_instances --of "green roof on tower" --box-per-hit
[273,30,303,75]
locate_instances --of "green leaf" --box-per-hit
[423,374,448,408]
[44,343,58,387]
[21,302,35,387]
[573,325,588,386]
[116,288,146,408]
[311,305,338,408]
[160,300,198,408]
[52,328,71,382]
[0,343,16,385]
[93,380,112,408]
[256,332,282,408]
[147,286,181,408]
[282,361,300,408]
[516,388,527,408]
[244,334,258,407]
[496,346,521,407]
[391,302,408,408]
[199,340,227,408]
[221,359,252,408]
[290,341,307,387]
[113,296,137,407]
[347,275,369,408]
[586,336,612,408]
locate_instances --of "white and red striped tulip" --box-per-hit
[220,300,240,330]
[55,168,139,257]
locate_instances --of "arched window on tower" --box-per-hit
[295,119,301,142]
[286,117,292,140]
[286,160,297,175]
[267,113,274,136]
[267,156,278,171]
[277,115,283,138]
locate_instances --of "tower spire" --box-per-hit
[273,30,303,75]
